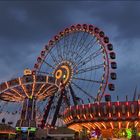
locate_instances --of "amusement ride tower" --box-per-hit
[0,69,61,132]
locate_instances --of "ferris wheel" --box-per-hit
[33,24,117,128]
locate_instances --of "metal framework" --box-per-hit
[63,99,140,139]
[33,24,117,128]
[63,100,140,131]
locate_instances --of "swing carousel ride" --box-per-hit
[0,69,61,132]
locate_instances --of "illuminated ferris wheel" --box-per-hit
[33,24,117,128]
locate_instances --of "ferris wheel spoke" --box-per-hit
[49,50,59,65]
[63,35,67,59]
[42,60,55,69]
[73,77,104,84]
[74,33,89,60]
[71,32,80,52]
[75,63,104,75]
[71,82,95,100]
[75,31,86,48]
[77,48,102,68]
[63,34,70,60]
[76,38,98,61]
[74,36,96,61]
[67,37,78,61]
[73,50,83,60]
[73,31,86,56]
[69,32,78,59]
[70,32,80,61]
[75,37,98,63]
[63,35,66,59]
[55,41,64,61]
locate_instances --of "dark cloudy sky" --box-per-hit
[0,1,140,101]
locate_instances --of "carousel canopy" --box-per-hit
[63,100,140,131]
[0,75,61,102]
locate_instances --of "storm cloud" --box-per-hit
[0,1,140,101]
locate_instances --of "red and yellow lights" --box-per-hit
[0,75,60,102]
[53,61,73,87]
[63,101,140,131]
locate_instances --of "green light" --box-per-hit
[16,127,36,132]
[126,129,132,140]
[29,127,36,132]
[16,127,21,131]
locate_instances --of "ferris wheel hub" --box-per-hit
[53,61,73,87]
